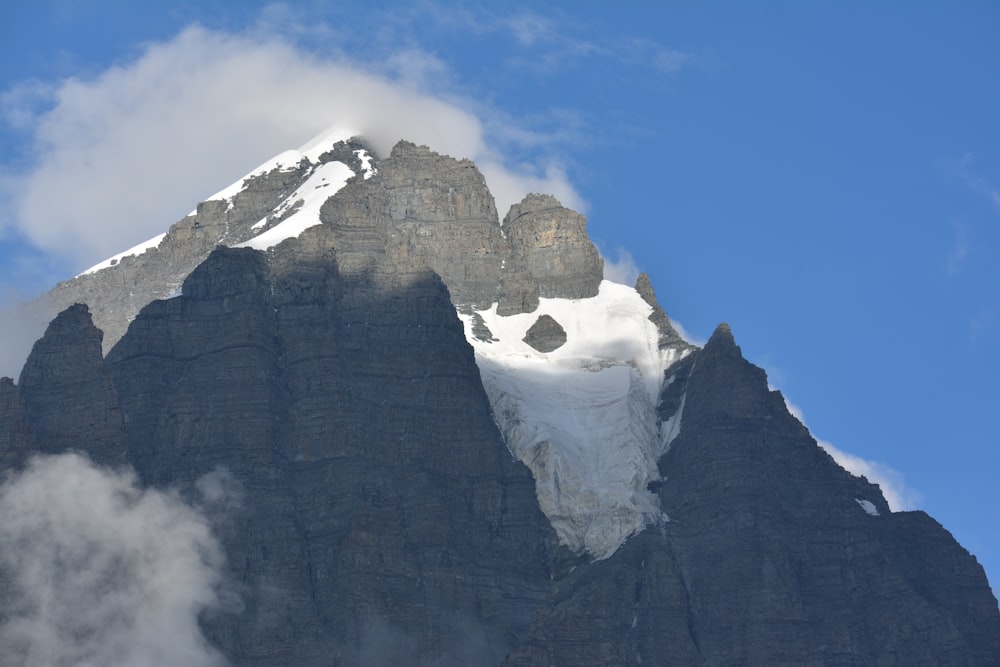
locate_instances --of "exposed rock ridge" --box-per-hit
[635,272,695,353]
[93,241,559,664]
[318,142,605,315]
[35,137,375,354]
[3,136,997,664]
[30,138,608,361]
[17,304,127,466]
[504,321,1000,665]
[522,314,567,352]
[503,193,603,301]
[5,280,999,665]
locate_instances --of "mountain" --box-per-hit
[2,131,998,666]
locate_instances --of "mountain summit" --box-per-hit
[3,130,998,665]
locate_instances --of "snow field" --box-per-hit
[460,281,689,559]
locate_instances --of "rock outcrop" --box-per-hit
[36,137,376,354]
[17,304,127,466]
[504,324,1000,665]
[522,314,567,352]
[503,194,603,301]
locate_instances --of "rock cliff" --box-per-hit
[1,134,997,665]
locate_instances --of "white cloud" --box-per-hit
[0,453,232,667]
[601,247,641,286]
[780,394,920,512]
[2,24,583,274]
[503,12,556,47]
[0,79,56,132]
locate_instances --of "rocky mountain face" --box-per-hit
[2,134,998,665]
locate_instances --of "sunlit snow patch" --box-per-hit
[79,233,166,276]
[356,149,376,179]
[79,128,363,280]
[459,281,689,559]
[235,160,354,251]
[187,127,359,216]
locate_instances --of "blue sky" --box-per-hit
[1,2,998,591]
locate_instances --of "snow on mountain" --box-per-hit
[79,233,166,276]
[855,498,880,516]
[188,127,360,217]
[62,130,692,562]
[78,127,362,278]
[235,160,354,251]
[459,281,690,559]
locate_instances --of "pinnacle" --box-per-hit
[704,321,736,352]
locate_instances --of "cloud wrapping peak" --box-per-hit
[0,453,230,667]
[4,25,582,273]
[601,247,641,286]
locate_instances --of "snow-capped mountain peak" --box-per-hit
[43,134,694,561]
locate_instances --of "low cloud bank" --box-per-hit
[0,453,232,667]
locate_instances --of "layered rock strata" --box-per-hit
[1,137,997,665]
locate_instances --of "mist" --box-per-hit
[0,453,233,667]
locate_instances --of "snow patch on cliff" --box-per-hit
[855,498,880,516]
[79,233,166,276]
[459,281,688,559]
[235,160,354,251]
[187,127,358,216]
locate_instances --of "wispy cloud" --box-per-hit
[1,4,690,279]
[970,303,1000,342]
[501,12,556,47]
[374,3,691,78]
[602,247,641,285]
[0,453,234,666]
[780,394,920,512]
[956,152,1000,214]
[0,79,57,132]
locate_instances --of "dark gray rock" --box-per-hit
[3,139,998,666]
[102,244,558,665]
[317,135,377,173]
[469,312,497,343]
[16,304,127,466]
[37,138,374,355]
[652,323,1000,665]
[320,140,507,309]
[495,252,540,316]
[522,314,567,353]
[635,272,693,353]
[0,378,33,469]
[506,323,1000,665]
[502,194,603,302]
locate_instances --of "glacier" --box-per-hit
[460,281,690,559]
